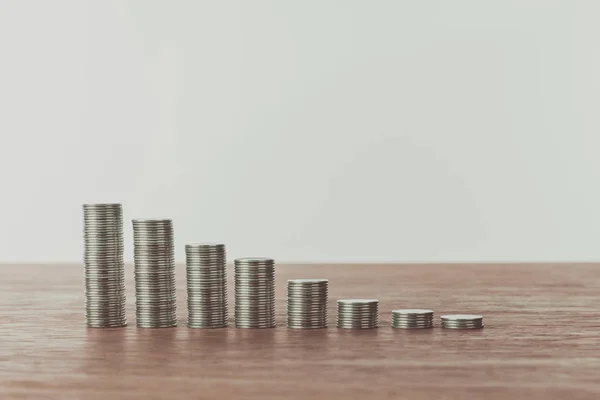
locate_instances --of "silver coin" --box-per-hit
[234,257,275,328]
[441,314,484,329]
[392,309,434,315]
[337,299,379,329]
[83,203,126,328]
[286,279,328,329]
[441,314,482,321]
[132,219,177,328]
[186,243,228,328]
[337,299,378,305]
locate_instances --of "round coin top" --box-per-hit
[287,278,328,284]
[337,299,378,304]
[132,218,172,223]
[440,314,483,321]
[392,309,434,314]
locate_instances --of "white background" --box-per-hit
[1,0,599,263]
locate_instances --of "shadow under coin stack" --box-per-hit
[441,314,484,329]
[185,243,228,328]
[234,258,276,328]
[337,299,379,329]
[83,203,126,328]
[391,309,434,329]
[132,219,177,328]
[286,279,328,329]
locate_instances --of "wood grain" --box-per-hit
[0,263,599,399]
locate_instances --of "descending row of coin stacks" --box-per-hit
[83,204,484,330]
[133,219,177,328]
[83,204,127,328]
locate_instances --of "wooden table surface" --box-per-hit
[0,263,598,399]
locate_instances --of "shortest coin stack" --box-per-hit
[441,314,484,329]
[337,299,379,329]
[391,309,434,329]
[287,279,329,329]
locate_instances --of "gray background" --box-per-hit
[0,0,598,263]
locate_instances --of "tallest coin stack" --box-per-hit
[83,203,127,327]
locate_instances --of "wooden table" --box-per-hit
[0,263,598,399]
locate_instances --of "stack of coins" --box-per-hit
[441,314,484,329]
[286,279,328,329]
[186,243,228,328]
[132,219,177,328]
[391,309,434,329]
[83,203,126,328]
[337,299,379,329]
[234,258,276,328]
